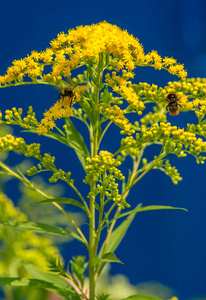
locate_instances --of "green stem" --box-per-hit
[94,205,121,280]
[0,79,58,89]
[122,147,145,199]
[122,152,166,198]
[97,121,112,149]
[89,184,96,300]
[95,151,166,278]
[70,182,90,217]
[94,184,105,256]
[88,54,104,300]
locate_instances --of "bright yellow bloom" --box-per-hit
[0,21,187,89]
[37,97,73,135]
[39,48,54,63]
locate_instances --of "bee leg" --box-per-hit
[69,95,76,107]
[69,97,74,107]
[166,104,169,111]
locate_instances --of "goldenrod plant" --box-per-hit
[0,21,205,300]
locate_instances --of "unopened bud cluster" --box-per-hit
[154,159,182,184]
[27,153,55,176]
[121,122,206,164]
[49,169,73,184]
[133,82,166,102]
[2,106,38,128]
[0,134,41,159]
[84,151,129,208]
[26,153,74,184]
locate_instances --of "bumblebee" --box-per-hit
[165,92,182,116]
[58,85,76,107]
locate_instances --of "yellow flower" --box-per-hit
[0,21,187,90]
[163,57,177,66]
[39,48,54,63]
[37,97,74,135]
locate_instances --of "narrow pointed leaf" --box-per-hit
[87,65,99,87]
[0,277,78,300]
[97,213,135,276]
[102,86,112,103]
[115,205,187,221]
[28,197,87,212]
[0,221,83,243]
[79,98,95,124]
[64,118,90,167]
[23,263,72,290]
[98,204,187,277]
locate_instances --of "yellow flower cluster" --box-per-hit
[0,192,59,274]
[51,22,145,70]
[0,21,187,88]
[105,72,145,114]
[37,97,73,135]
[37,85,86,135]
[165,79,206,113]
[99,103,135,135]
[119,84,145,113]
[144,51,187,79]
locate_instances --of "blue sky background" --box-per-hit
[1,0,206,299]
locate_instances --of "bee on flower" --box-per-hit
[58,85,76,107]
[165,92,182,116]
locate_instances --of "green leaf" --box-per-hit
[28,197,87,212]
[87,64,99,87]
[101,252,123,264]
[64,118,90,168]
[120,295,162,300]
[116,205,187,221]
[78,98,102,141]
[0,221,84,243]
[0,277,78,300]
[93,252,123,267]
[97,204,187,276]
[79,98,95,124]
[97,213,135,276]
[102,86,112,103]
[23,263,72,291]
